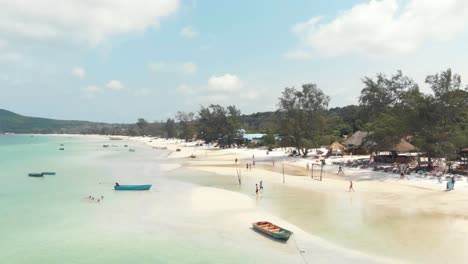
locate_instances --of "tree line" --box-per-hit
[146,68,467,160]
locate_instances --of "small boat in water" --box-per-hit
[42,172,56,175]
[252,221,292,241]
[59,148,64,150]
[28,173,44,177]
[114,184,152,191]
[129,149,135,152]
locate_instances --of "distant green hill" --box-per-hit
[0,109,121,134]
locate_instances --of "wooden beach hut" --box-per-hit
[342,131,369,154]
[328,141,346,155]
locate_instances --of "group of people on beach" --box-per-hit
[255,180,263,194]
[86,195,104,203]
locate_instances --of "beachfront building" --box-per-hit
[342,131,370,155]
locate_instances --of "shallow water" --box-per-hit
[169,166,468,264]
[2,135,467,263]
[0,135,306,264]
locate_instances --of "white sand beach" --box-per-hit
[122,136,468,263]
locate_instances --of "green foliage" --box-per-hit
[176,111,196,141]
[165,118,177,138]
[197,104,241,147]
[276,83,330,156]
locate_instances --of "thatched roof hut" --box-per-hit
[329,141,346,151]
[342,131,369,146]
[390,139,417,153]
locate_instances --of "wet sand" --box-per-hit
[133,137,468,263]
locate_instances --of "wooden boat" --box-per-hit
[114,184,152,191]
[28,173,44,177]
[252,221,292,241]
[42,172,56,175]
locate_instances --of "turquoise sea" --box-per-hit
[0,135,313,264]
[2,135,468,264]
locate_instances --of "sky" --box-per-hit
[1,0,468,123]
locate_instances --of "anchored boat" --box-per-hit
[252,221,292,241]
[28,173,44,177]
[114,184,152,191]
[42,172,56,175]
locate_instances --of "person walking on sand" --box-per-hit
[235,158,238,164]
[259,180,263,191]
[255,184,259,194]
[337,164,344,175]
[246,163,249,171]
[349,180,354,192]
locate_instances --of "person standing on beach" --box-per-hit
[337,165,344,175]
[259,181,263,191]
[235,158,238,164]
[253,160,255,166]
[246,163,249,171]
[306,162,310,170]
[255,184,259,194]
[349,180,354,192]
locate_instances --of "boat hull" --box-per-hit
[28,173,44,177]
[42,172,56,175]
[114,184,152,191]
[252,221,292,241]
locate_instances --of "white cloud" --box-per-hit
[208,74,243,93]
[0,52,21,62]
[148,62,165,72]
[82,85,102,98]
[289,0,468,57]
[180,26,198,38]
[181,62,197,75]
[0,0,179,44]
[176,84,196,95]
[106,80,124,90]
[72,67,86,79]
[284,49,312,60]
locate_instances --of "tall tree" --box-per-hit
[176,111,196,141]
[197,104,241,147]
[276,83,330,156]
[136,118,149,136]
[165,118,176,139]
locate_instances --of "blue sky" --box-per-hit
[1,0,468,122]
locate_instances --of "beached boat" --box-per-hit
[28,173,44,177]
[114,184,152,191]
[109,136,123,140]
[42,172,56,175]
[252,221,292,241]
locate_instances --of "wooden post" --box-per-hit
[282,163,285,184]
[311,164,313,180]
[320,164,323,181]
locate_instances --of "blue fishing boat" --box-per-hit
[42,172,56,175]
[28,173,44,177]
[114,184,152,191]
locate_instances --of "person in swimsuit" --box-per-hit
[349,180,354,192]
